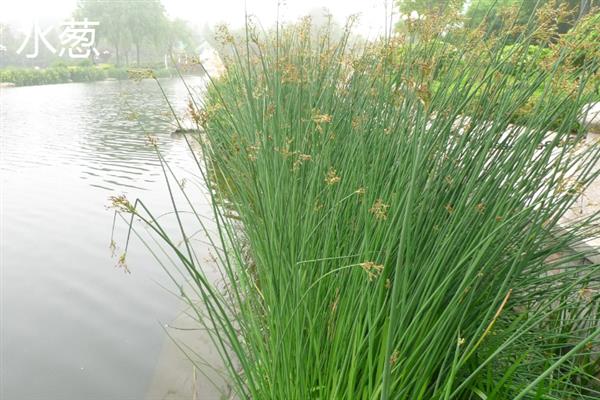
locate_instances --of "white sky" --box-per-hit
[0,0,397,38]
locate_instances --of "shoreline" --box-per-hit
[0,66,203,88]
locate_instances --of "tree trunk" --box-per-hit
[115,45,120,67]
[135,43,140,66]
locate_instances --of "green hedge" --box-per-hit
[0,65,176,87]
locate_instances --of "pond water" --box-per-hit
[0,78,213,399]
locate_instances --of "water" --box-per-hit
[0,78,212,399]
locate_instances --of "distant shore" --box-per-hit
[0,64,194,87]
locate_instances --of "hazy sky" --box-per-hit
[0,0,397,37]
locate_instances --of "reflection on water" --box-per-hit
[0,78,210,399]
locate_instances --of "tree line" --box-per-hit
[75,0,197,66]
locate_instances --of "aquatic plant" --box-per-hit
[117,4,600,399]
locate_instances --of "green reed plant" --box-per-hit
[114,4,600,399]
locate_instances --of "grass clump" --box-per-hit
[117,4,600,399]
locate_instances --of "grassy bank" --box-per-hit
[118,6,600,400]
[0,64,177,87]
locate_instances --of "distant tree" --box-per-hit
[76,0,131,65]
[76,0,193,66]
[0,24,26,67]
[160,19,197,58]
[1,20,63,67]
[125,0,167,65]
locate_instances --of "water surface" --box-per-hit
[1,78,211,399]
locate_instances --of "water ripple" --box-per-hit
[1,77,209,400]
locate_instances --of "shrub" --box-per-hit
[0,65,137,86]
[500,44,552,75]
